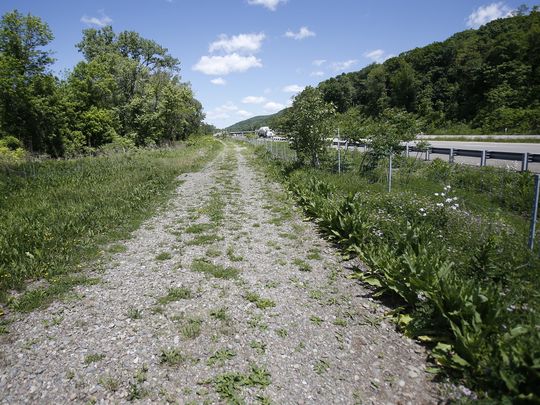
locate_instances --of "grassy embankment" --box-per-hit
[0,136,222,312]
[251,141,540,402]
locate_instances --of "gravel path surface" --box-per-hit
[0,142,448,404]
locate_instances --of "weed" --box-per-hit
[98,375,119,392]
[250,340,267,354]
[314,359,330,375]
[160,348,186,366]
[293,258,312,272]
[127,307,143,320]
[211,365,271,404]
[210,307,230,322]
[157,286,192,305]
[155,252,172,261]
[333,318,347,327]
[127,382,147,401]
[84,353,105,364]
[185,223,215,234]
[180,318,203,339]
[307,248,322,260]
[191,259,240,279]
[275,328,288,338]
[205,247,221,258]
[207,349,236,366]
[134,364,148,383]
[309,315,324,326]
[226,246,244,262]
[186,233,223,246]
[244,291,276,310]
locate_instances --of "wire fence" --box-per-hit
[239,135,540,252]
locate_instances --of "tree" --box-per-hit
[284,86,336,167]
[0,10,57,152]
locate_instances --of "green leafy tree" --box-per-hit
[0,10,59,153]
[284,86,336,167]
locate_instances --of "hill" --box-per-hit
[226,110,287,132]
[316,9,540,134]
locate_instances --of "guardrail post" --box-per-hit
[449,148,454,163]
[424,148,430,161]
[528,174,540,251]
[405,143,410,158]
[522,152,529,172]
[481,150,487,167]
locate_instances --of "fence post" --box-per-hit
[522,152,529,172]
[388,151,393,192]
[337,138,341,174]
[528,174,540,251]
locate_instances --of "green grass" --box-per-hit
[191,259,240,279]
[84,353,106,364]
[159,347,187,366]
[186,233,224,246]
[210,365,271,404]
[293,258,312,272]
[0,136,221,305]
[157,286,192,305]
[244,291,276,310]
[155,252,172,261]
[185,223,215,234]
[207,348,236,366]
[180,317,203,339]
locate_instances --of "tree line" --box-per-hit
[274,8,540,166]
[0,10,208,159]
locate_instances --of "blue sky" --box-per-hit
[0,0,534,128]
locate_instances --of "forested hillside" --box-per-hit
[315,9,540,135]
[0,10,206,158]
[226,110,285,132]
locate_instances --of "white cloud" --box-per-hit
[362,49,394,63]
[282,84,304,93]
[193,53,262,75]
[332,59,358,71]
[242,96,266,104]
[313,59,326,66]
[310,71,324,77]
[247,0,286,11]
[285,26,316,40]
[237,110,252,118]
[211,77,226,85]
[263,101,286,112]
[209,33,265,54]
[466,2,512,28]
[80,11,112,27]
[206,102,239,120]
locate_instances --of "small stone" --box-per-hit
[398,379,406,387]
[354,375,360,381]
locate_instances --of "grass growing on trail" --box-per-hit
[157,286,192,305]
[191,259,240,279]
[0,136,221,306]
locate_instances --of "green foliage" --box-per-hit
[283,86,336,167]
[0,137,221,302]
[318,11,540,134]
[0,10,205,157]
[263,149,540,401]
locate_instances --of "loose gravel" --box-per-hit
[0,142,451,404]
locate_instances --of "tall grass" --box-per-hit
[0,137,221,302]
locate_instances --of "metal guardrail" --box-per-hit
[340,141,539,172]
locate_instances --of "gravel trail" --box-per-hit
[0,142,448,404]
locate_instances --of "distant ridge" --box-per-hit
[226,110,286,131]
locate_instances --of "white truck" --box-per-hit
[257,126,275,138]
